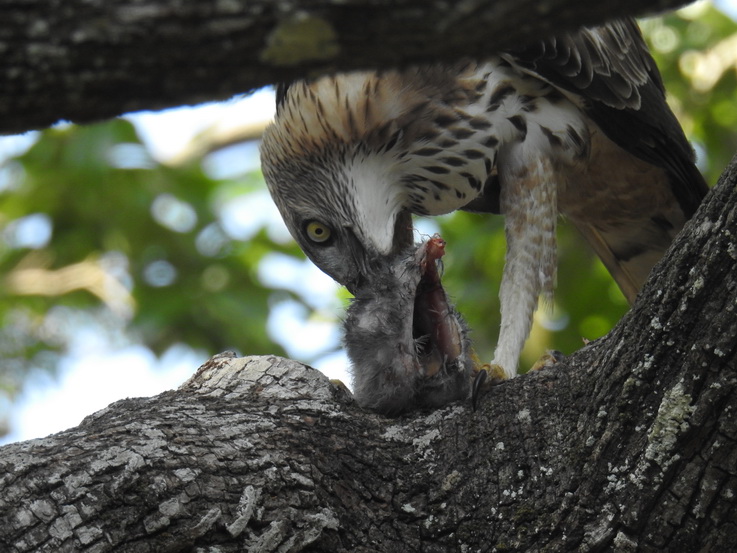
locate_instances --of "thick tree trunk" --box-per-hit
[1,157,735,552]
[2,0,691,135]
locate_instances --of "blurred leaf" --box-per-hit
[0,119,296,423]
[642,3,737,183]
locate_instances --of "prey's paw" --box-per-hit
[529,349,565,372]
[471,363,508,411]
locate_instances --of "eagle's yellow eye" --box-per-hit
[305,221,332,243]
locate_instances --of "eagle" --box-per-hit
[260,18,708,407]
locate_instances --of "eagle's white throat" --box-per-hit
[345,153,406,256]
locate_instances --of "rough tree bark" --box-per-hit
[2,0,691,135]
[0,156,735,551]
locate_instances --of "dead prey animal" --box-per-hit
[344,234,475,414]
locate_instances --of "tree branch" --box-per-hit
[3,0,692,134]
[1,157,735,550]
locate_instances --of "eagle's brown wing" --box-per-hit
[504,18,709,302]
[505,18,707,214]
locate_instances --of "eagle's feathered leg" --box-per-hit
[492,156,558,378]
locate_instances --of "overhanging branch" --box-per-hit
[2,0,693,134]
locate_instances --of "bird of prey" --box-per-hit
[260,18,708,387]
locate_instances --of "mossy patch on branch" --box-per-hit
[261,12,340,66]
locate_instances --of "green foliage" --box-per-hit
[642,3,737,184]
[0,120,301,414]
[0,4,735,433]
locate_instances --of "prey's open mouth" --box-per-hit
[411,235,465,377]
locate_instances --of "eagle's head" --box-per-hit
[260,66,490,292]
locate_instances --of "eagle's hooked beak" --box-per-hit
[344,229,371,295]
[344,210,414,295]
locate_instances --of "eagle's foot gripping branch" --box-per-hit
[471,363,506,411]
[529,349,564,371]
[471,350,564,409]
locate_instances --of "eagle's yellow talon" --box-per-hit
[480,363,507,382]
[529,350,564,371]
[472,363,508,410]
